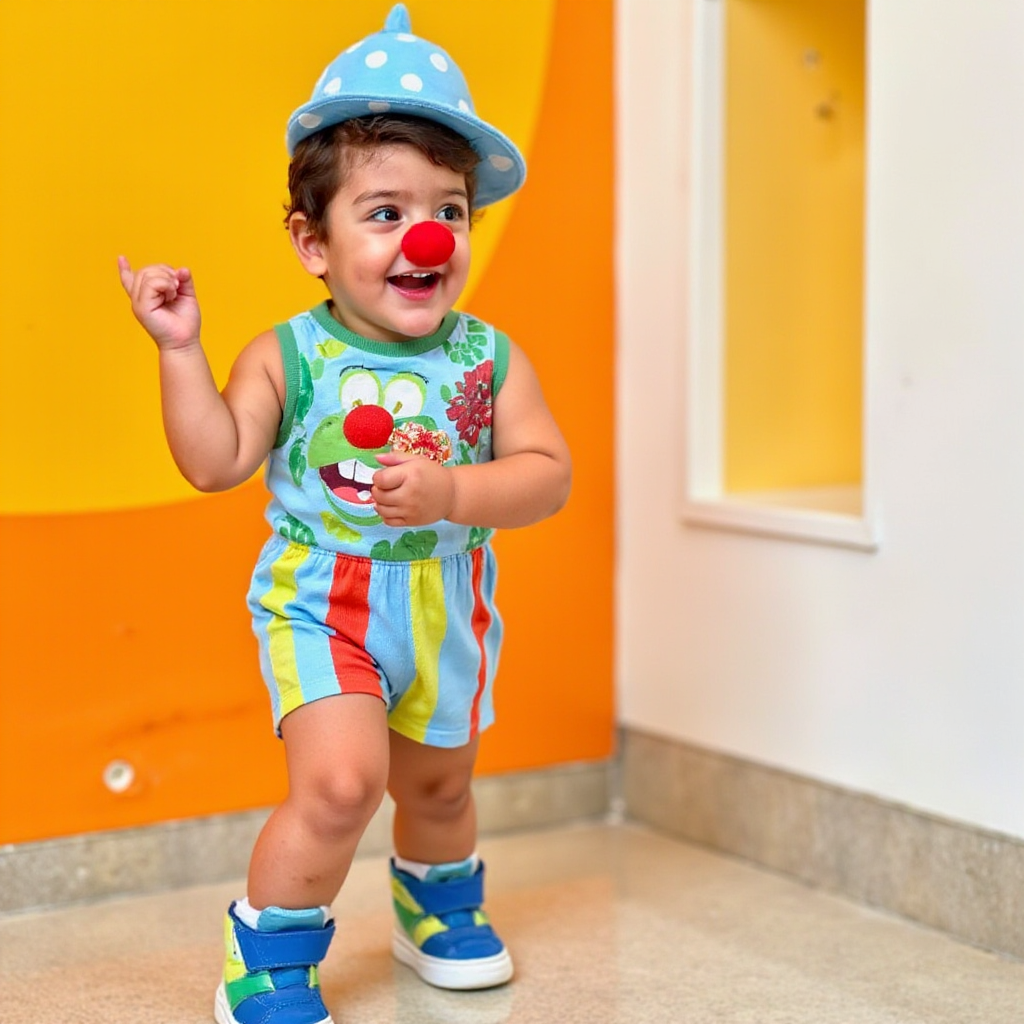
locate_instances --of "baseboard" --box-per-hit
[0,759,613,915]
[8,734,1020,963]
[621,727,1024,960]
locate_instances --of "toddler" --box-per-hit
[118,6,571,1024]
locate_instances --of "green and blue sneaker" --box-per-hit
[214,902,335,1024]
[390,858,513,990]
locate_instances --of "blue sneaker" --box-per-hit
[214,902,335,1024]
[390,860,513,990]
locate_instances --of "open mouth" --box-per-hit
[388,272,440,294]
[319,458,375,504]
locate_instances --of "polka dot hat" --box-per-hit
[286,3,526,208]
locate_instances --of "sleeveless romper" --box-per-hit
[247,301,508,746]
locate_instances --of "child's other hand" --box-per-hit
[118,256,201,350]
[371,452,456,527]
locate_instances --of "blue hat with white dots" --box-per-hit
[287,3,526,208]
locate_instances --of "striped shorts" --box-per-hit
[247,536,502,747]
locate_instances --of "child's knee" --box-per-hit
[393,769,472,820]
[299,765,387,836]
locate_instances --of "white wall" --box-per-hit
[616,0,1024,838]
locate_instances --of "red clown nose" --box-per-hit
[401,221,456,267]
[343,404,394,450]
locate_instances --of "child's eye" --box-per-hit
[369,207,400,222]
[437,204,465,222]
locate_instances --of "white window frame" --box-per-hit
[681,0,879,552]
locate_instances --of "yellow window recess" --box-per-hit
[685,0,874,550]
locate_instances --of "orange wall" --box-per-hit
[0,0,614,844]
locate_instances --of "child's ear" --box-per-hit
[289,213,328,277]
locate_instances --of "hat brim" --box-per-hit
[286,96,526,209]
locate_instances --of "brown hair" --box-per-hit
[285,115,480,241]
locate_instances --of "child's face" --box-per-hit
[295,143,471,342]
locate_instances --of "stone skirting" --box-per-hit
[0,759,612,915]
[622,728,1024,960]
[6,733,1021,963]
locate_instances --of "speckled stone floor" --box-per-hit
[1,822,1020,1023]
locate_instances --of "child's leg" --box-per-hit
[214,694,388,1024]
[387,731,478,863]
[386,731,512,990]
[249,693,390,909]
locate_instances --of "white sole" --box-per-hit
[391,928,514,990]
[213,983,237,1024]
[214,980,334,1024]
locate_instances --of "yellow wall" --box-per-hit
[0,0,615,843]
[724,0,865,491]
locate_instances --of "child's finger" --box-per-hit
[371,494,407,524]
[371,467,402,493]
[138,270,180,306]
[117,255,135,294]
[174,267,196,297]
[375,451,417,468]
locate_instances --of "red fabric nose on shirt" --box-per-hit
[344,404,394,450]
[401,221,456,267]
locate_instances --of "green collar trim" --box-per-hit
[309,302,459,356]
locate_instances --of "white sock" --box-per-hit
[233,897,261,928]
[393,852,479,880]
[232,897,332,930]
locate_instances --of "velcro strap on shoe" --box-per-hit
[234,919,335,971]
[402,869,484,916]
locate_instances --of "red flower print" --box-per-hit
[446,360,493,446]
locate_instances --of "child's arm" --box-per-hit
[372,341,571,529]
[118,258,283,492]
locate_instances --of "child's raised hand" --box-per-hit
[118,256,201,350]
[371,451,456,527]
